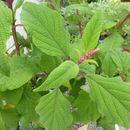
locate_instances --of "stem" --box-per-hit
[74,9,83,37]
[15,24,24,27]
[77,48,100,64]
[77,21,82,37]
[4,0,20,55]
[36,73,48,78]
[5,0,13,9]
[48,0,56,10]
[31,79,36,89]
[118,12,130,27]
[18,38,30,47]
[12,10,20,55]
[78,72,86,77]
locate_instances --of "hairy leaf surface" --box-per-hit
[0,1,12,76]
[97,31,124,62]
[87,74,130,128]
[0,87,23,105]
[34,60,79,92]
[17,85,41,123]
[72,90,99,123]
[21,2,70,57]
[1,108,20,129]
[82,11,103,52]
[36,89,72,130]
[111,50,130,76]
[0,112,6,130]
[0,56,40,91]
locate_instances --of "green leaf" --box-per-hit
[102,13,117,30]
[111,50,130,74]
[69,48,81,63]
[21,2,70,57]
[14,0,24,12]
[82,11,103,52]
[0,56,40,91]
[34,60,79,92]
[0,112,6,130]
[0,52,10,77]
[0,1,12,76]
[79,62,96,75]
[98,116,115,130]
[123,44,130,50]
[17,85,41,123]
[0,87,23,105]
[51,0,61,8]
[36,89,73,130]
[69,40,82,62]
[30,46,63,73]
[100,49,130,80]
[1,108,20,129]
[87,74,130,128]
[97,31,124,63]
[40,53,63,73]
[72,90,99,123]
[70,78,85,98]
[102,52,117,77]
[65,4,93,17]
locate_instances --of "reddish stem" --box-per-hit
[48,0,56,10]
[15,24,24,27]
[74,9,83,37]
[118,12,130,26]
[12,11,20,55]
[78,72,86,77]
[122,47,130,52]
[77,48,100,64]
[5,0,14,9]
[74,9,79,15]
[77,21,82,37]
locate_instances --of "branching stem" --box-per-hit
[118,12,130,26]
[12,10,20,55]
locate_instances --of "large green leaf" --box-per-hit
[101,49,130,80]
[98,116,115,130]
[0,52,10,76]
[29,47,63,73]
[0,112,6,130]
[70,78,85,98]
[111,50,130,77]
[97,31,124,63]
[40,53,62,73]
[72,90,99,123]
[0,87,23,105]
[17,85,41,123]
[0,56,40,91]
[79,62,96,75]
[1,108,20,129]
[0,1,12,76]
[34,60,79,92]
[102,52,117,77]
[87,74,130,128]
[82,11,103,52]
[21,2,70,57]
[36,89,72,130]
